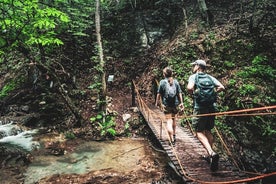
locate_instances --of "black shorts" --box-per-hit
[192,107,216,132]
[164,106,178,115]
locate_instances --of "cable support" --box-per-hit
[183,110,196,136]
[214,127,241,170]
[223,112,276,117]
[179,105,276,119]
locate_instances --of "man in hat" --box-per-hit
[187,59,225,172]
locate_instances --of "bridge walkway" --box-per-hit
[141,102,245,183]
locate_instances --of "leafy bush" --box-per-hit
[64,131,76,140]
[0,81,16,99]
[90,112,116,137]
[239,84,256,96]
[237,55,276,80]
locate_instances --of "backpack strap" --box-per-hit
[195,73,199,89]
[195,73,214,88]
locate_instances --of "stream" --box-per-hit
[0,123,181,184]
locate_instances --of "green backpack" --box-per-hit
[194,73,217,106]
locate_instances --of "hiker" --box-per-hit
[187,59,225,172]
[155,67,184,145]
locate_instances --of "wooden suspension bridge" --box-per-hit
[133,81,276,184]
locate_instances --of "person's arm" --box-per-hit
[178,93,183,104]
[187,75,195,94]
[155,81,163,106]
[211,76,225,93]
[155,93,161,106]
[216,84,225,93]
[215,80,225,93]
[178,93,184,111]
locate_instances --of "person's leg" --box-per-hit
[194,109,219,171]
[172,113,177,144]
[205,114,219,172]
[204,130,214,148]
[166,117,173,142]
[164,107,173,142]
[205,114,215,151]
[172,113,176,135]
[193,110,214,155]
[196,131,214,155]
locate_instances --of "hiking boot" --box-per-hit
[201,155,211,164]
[210,152,219,172]
[172,140,176,146]
[172,135,176,146]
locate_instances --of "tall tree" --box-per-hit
[197,0,213,25]
[0,0,69,55]
[95,0,107,111]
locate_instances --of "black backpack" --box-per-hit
[194,73,217,106]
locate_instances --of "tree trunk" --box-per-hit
[95,0,107,111]
[197,0,213,25]
[181,1,188,38]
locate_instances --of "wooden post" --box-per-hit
[132,81,135,106]
[160,118,162,140]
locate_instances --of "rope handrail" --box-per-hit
[132,80,276,184]
[179,105,276,118]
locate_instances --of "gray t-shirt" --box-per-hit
[157,78,182,107]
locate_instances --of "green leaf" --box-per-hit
[90,117,96,122]
[96,114,103,120]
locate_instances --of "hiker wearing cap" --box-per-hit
[155,67,184,146]
[187,59,225,172]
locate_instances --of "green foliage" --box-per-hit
[167,56,192,80]
[124,122,131,136]
[230,54,276,107]
[239,84,256,96]
[90,112,116,137]
[0,81,16,99]
[204,32,216,51]
[228,79,236,86]
[152,67,159,76]
[59,0,95,38]
[215,119,235,139]
[88,82,102,92]
[190,32,199,40]
[0,0,70,53]
[223,61,235,68]
[64,131,76,140]
[237,55,276,80]
[261,122,276,137]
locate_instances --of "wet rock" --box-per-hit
[21,105,30,113]
[129,106,139,113]
[45,141,65,156]
[122,114,131,122]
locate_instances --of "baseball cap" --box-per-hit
[191,59,206,66]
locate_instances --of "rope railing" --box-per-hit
[132,80,276,184]
[180,105,276,119]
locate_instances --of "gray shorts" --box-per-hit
[192,108,216,132]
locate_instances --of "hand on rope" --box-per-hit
[178,103,184,112]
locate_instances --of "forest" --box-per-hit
[0,0,275,183]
